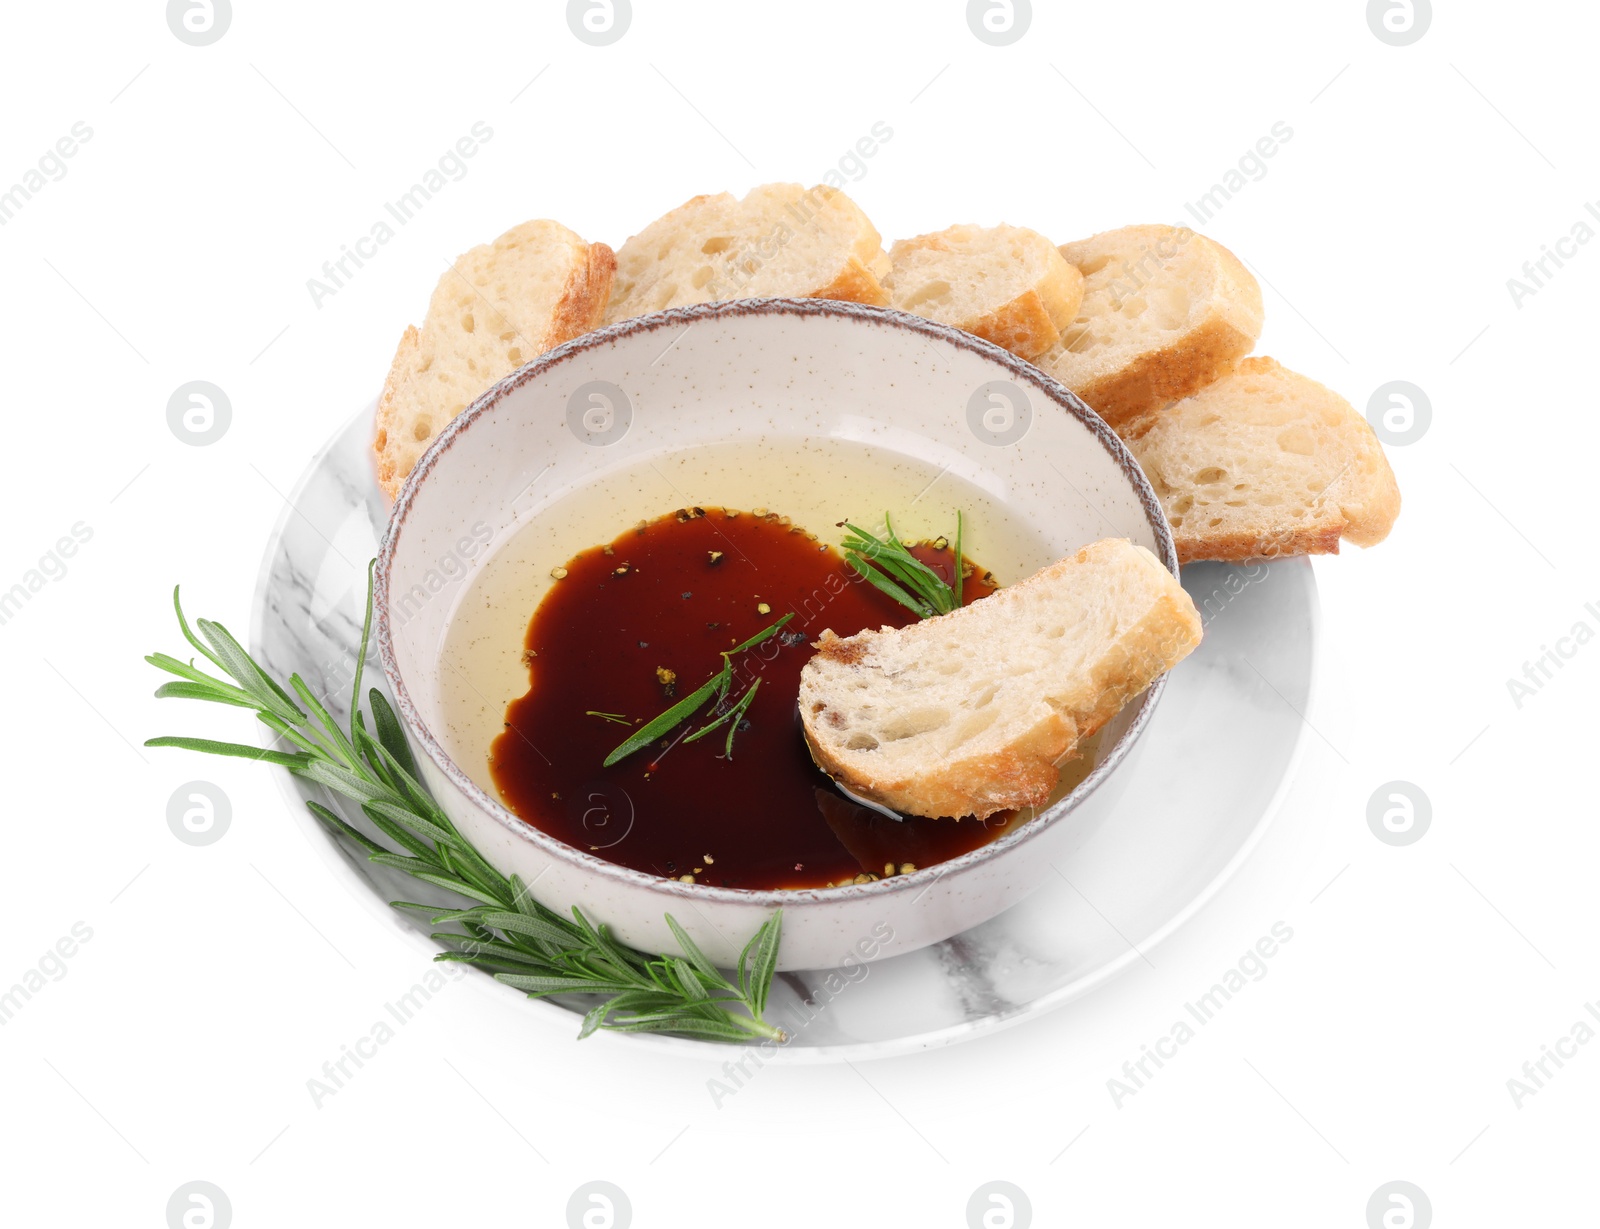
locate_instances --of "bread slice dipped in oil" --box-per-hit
[798,539,1202,820]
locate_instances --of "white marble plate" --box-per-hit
[251,407,1316,1062]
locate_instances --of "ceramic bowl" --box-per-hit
[375,298,1178,971]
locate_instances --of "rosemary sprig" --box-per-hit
[603,614,793,767]
[144,564,786,1044]
[841,511,966,619]
[682,678,762,758]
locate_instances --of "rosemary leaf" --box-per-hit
[195,616,304,723]
[601,670,727,767]
[844,552,931,617]
[153,681,263,708]
[721,678,763,759]
[494,973,640,996]
[142,736,306,768]
[145,651,251,695]
[665,915,724,986]
[480,909,590,948]
[721,613,796,657]
[423,906,494,926]
[680,683,746,745]
[290,674,359,769]
[361,808,442,864]
[602,1014,759,1041]
[684,960,718,1001]
[362,798,460,851]
[578,1002,610,1040]
[398,870,508,908]
[507,874,540,917]
[431,939,555,968]
[953,509,965,609]
[748,913,784,1017]
[350,560,377,725]
[360,732,445,824]
[307,800,386,856]
[573,909,650,974]
[299,759,403,807]
[367,687,421,781]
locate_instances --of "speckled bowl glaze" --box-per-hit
[376,298,1179,972]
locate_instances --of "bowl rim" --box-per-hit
[375,296,1180,908]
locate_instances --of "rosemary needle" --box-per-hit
[682,677,763,759]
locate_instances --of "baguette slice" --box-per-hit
[375,220,615,498]
[1121,357,1401,563]
[1038,225,1263,426]
[883,223,1084,360]
[799,540,1201,820]
[603,183,890,324]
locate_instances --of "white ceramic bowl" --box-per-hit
[376,298,1178,971]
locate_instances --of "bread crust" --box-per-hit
[1051,228,1263,425]
[1171,524,1344,564]
[373,324,421,500]
[548,242,617,349]
[809,258,891,307]
[1073,312,1256,427]
[965,262,1084,360]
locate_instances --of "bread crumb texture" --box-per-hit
[1121,357,1401,562]
[603,183,890,324]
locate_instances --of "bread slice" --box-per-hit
[1120,357,1401,563]
[375,220,615,498]
[883,224,1084,360]
[602,183,890,324]
[1038,225,1263,426]
[798,540,1201,820]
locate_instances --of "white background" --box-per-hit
[2,0,1594,1225]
